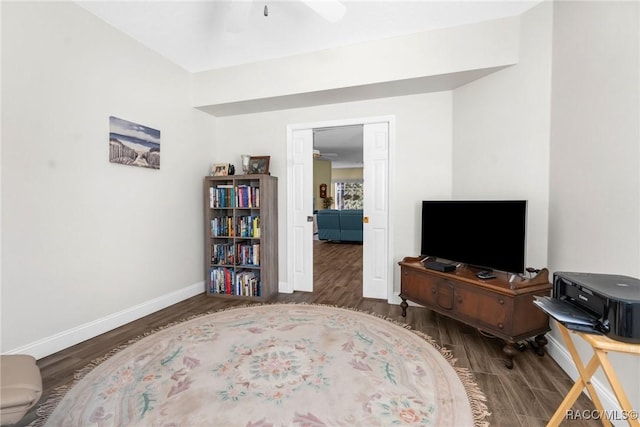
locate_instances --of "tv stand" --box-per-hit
[399,256,552,369]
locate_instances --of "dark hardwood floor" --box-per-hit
[18,241,598,426]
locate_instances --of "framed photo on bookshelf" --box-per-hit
[211,163,228,176]
[248,156,270,175]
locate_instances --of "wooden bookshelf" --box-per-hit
[204,174,278,299]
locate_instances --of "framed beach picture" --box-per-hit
[109,116,160,169]
[248,156,270,174]
[211,164,229,176]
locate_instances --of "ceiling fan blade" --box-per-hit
[301,0,346,23]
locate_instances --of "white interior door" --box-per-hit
[289,128,313,292]
[287,117,392,298]
[363,122,390,299]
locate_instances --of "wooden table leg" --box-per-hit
[547,354,610,427]
[400,298,408,317]
[534,333,548,356]
[502,342,517,369]
[592,348,640,427]
[547,325,612,427]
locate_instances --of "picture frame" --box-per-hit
[109,116,160,170]
[248,156,270,175]
[211,163,229,176]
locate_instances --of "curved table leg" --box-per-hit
[503,342,518,369]
[534,334,548,356]
[400,298,408,317]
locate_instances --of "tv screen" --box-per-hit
[420,200,527,274]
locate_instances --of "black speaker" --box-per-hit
[423,261,456,273]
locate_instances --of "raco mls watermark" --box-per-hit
[565,409,639,421]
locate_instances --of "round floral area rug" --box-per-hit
[35,304,490,426]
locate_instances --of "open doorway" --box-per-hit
[312,124,364,211]
[286,116,393,300]
[312,125,364,300]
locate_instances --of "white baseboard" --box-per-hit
[388,292,403,305]
[278,280,294,294]
[545,333,627,427]
[7,282,205,360]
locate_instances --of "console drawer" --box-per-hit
[401,269,438,307]
[454,286,512,333]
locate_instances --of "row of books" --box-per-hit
[211,216,233,237]
[237,243,260,266]
[209,267,261,296]
[237,185,260,208]
[211,215,260,238]
[211,243,234,265]
[237,215,260,238]
[211,242,260,266]
[209,185,260,208]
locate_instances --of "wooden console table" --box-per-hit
[547,321,640,427]
[398,256,552,369]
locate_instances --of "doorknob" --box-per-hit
[363,216,369,223]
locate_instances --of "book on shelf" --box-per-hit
[210,183,262,210]
[235,270,261,297]
[210,184,236,208]
[209,267,236,295]
[236,242,260,266]
[236,215,260,238]
[211,216,234,237]
[225,268,232,294]
[211,243,234,265]
[236,185,260,208]
[209,267,261,297]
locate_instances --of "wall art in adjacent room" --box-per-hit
[109,116,160,169]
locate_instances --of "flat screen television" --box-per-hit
[420,200,527,274]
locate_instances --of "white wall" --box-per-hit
[332,168,364,181]
[192,17,519,108]
[313,159,332,211]
[1,2,216,356]
[213,92,453,292]
[548,0,640,417]
[452,1,553,270]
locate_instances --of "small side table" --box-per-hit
[547,321,640,427]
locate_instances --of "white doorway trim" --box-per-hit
[285,116,395,301]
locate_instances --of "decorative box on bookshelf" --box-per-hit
[204,174,278,300]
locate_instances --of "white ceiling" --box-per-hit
[76,0,541,168]
[76,0,541,73]
[313,125,364,168]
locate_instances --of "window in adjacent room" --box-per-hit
[334,181,363,210]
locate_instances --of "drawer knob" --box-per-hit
[498,323,504,329]
[498,299,504,305]
[457,296,463,303]
[431,287,437,294]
